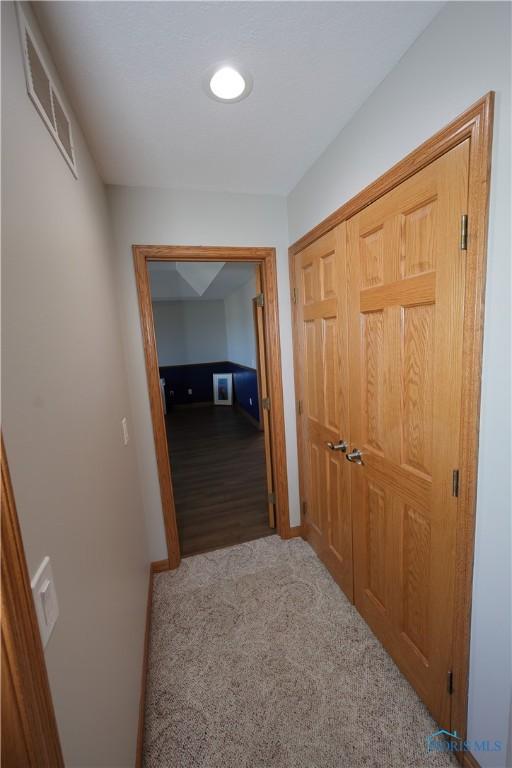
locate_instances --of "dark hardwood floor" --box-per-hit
[165,405,273,556]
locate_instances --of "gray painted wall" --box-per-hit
[225,274,258,370]
[287,3,511,763]
[108,185,300,560]
[153,300,228,365]
[1,4,148,765]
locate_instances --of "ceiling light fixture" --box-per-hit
[204,64,253,103]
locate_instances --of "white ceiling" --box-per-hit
[34,2,443,195]
[149,261,256,301]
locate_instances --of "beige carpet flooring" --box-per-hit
[144,536,456,767]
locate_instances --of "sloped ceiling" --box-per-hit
[175,262,225,296]
[149,261,256,301]
[34,1,443,195]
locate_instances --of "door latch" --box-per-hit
[327,440,347,452]
[346,448,364,465]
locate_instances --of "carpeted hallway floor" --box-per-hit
[144,536,456,767]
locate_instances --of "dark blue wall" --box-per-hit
[231,368,259,423]
[159,361,260,423]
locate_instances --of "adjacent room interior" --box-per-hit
[148,260,274,555]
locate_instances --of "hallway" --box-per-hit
[144,537,455,767]
[166,406,272,556]
[2,2,509,765]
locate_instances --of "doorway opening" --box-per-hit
[150,260,273,556]
[134,246,291,568]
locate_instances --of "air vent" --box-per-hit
[17,7,77,178]
[25,34,53,124]
[52,89,73,159]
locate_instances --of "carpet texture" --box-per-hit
[144,536,456,767]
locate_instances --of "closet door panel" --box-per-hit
[346,140,470,727]
[294,226,353,600]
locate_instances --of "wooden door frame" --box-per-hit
[1,437,65,767]
[133,245,292,569]
[289,93,494,760]
[252,264,266,432]
[251,297,265,431]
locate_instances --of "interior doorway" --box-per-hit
[134,246,291,568]
[149,260,273,556]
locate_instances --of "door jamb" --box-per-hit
[288,93,494,760]
[253,265,276,528]
[252,265,265,432]
[1,437,65,766]
[133,245,291,569]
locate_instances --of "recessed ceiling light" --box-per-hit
[204,64,253,103]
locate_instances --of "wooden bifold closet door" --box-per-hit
[294,139,470,730]
[294,226,353,600]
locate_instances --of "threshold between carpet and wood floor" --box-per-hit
[143,536,456,768]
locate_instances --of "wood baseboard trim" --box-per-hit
[151,558,171,574]
[136,560,170,767]
[135,566,153,768]
[282,524,303,539]
[463,751,482,768]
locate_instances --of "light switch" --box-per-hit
[31,557,59,648]
[121,417,129,445]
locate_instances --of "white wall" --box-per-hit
[287,3,511,764]
[225,273,258,369]
[108,186,300,561]
[152,301,187,365]
[154,277,258,370]
[153,300,228,366]
[1,3,148,766]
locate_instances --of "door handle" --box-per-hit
[326,440,348,452]
[346,448,364,465]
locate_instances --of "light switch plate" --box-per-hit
[121,416,129,445]
[31,556,59,648]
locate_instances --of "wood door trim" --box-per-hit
[289,93,493,255]
[253,265,265,430]
[1,437,65,767]
[253,273,276,527]
[289,92,494,756]
[463,751,482,768]
[133,245,291,569]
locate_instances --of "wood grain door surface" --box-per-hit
[294,139,470,729]
[346,140,469,727]
[294,226,353,600]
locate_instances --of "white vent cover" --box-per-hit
[17,6,77,178]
